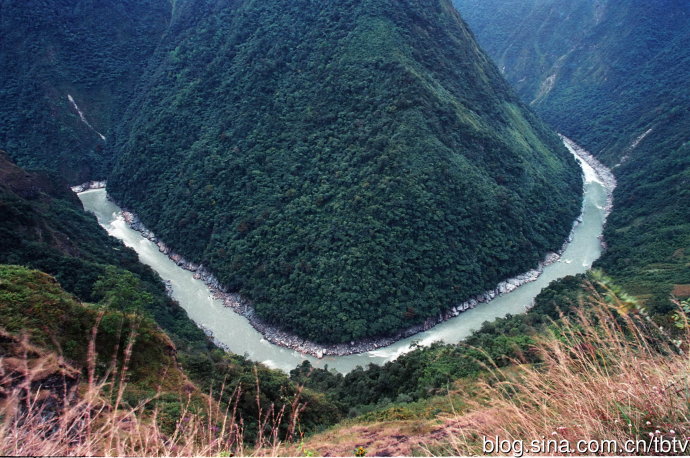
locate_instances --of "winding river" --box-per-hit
[78,140,611,374]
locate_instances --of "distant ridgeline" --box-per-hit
[108,0,581,343]
[453,0,690,312]
[0,0,171,183]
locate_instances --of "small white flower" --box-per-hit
[670,430,676,435]
[646,421,652,425]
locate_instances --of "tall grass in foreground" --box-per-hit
[432,290,690,456]
[0,321,301,457]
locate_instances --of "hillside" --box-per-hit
[453,0,690,316]
[0,153,340,439]
[453,0,690,161]
[284,294,690,456]
[0,149,206,333]
[109,0,582,344]
[0,0,171,182]
[0,265,335,455]
[0,265,197,403]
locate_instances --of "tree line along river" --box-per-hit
[78,139,611,373]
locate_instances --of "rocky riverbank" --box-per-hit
[71,180,107,193]
[561,135,617,251]
[91,138,615,358]
[119,202,577,357]
[561,135,617,219]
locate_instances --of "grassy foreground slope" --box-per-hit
[0,153,340,439]
[0,265,336,456]
[110,0,581,343]
[286,295,690,456]
[453,0,690,316]
[0,265,196,403]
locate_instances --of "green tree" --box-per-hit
[93,266,154,314]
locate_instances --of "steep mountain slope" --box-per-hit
[109,0,582,344]
[453,0,690,315]
[0,150,195,326]
[0,0,171,183]
[0,265,198,404]
[453,0,690,163]
[0,152,340,435]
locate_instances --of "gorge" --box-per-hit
[6,1,688,454]
[79,138,612,373]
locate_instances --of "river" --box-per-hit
[78,140,610,373]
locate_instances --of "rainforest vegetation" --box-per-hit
[2,0,689,453]
[108,0,581,343]
[454,0,690,317]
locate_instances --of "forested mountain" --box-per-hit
[0,152,339,436]
[0,0,171,183]
[109,0,582,343]
[3,1,690,454]
[453,0,690,160]
[453,0,690,314]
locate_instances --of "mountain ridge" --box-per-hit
[452,0,690,317]
[108,0,582,343]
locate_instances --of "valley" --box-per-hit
[1,0,688,455]
[454,0,690,319]
[78,138,611,372]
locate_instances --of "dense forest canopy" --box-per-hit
[0,0,171,182]
[452,0,690,316]
[108,0,582,343]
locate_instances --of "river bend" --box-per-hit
[78,140,610,373]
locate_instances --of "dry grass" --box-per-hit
[0,322,303,457]
[269,287,690,457]
[673,284,690,299]
[281,419,440,457]
[4,282,689,456]
[428,293,690,456]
